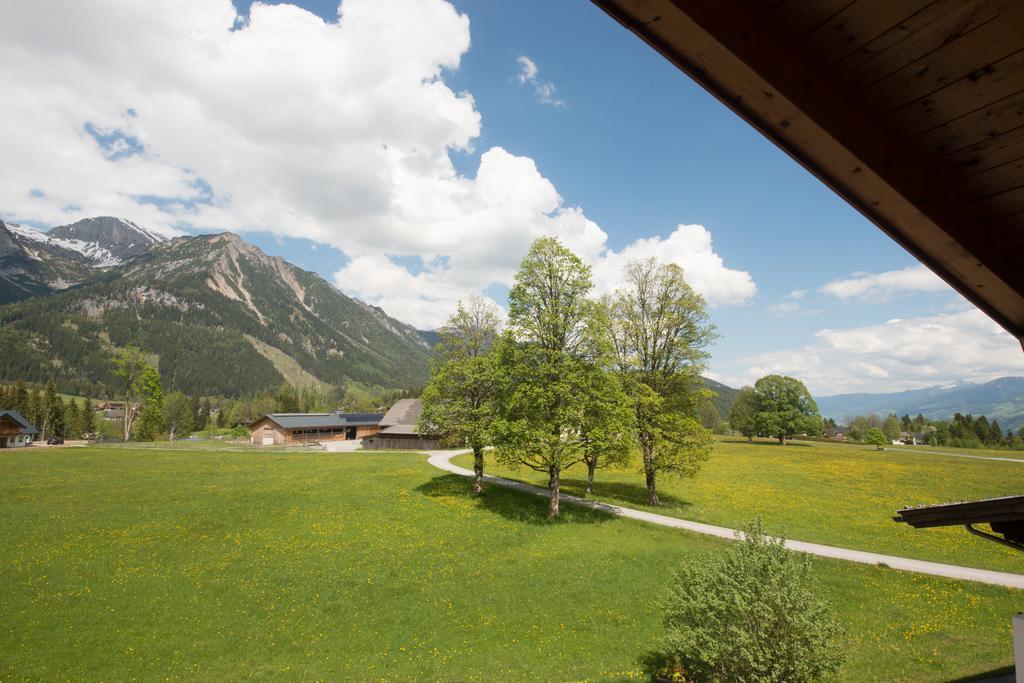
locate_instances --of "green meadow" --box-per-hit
[0,446,1019,681]
[454,437,1024,574]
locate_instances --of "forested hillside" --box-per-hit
[0,230,432,397]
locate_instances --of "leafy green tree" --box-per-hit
[491,238,632,517]
[882,414,902,442]
[133,365,165,441]
[576,311,635,495]
[752,375,822,445]
[113,346,149,441]
[865,427,887,449]
[420,296,502,494]
[163,391,194,441]
[729,387,758,443]
[609,258,717,506]
[657,519,844,682]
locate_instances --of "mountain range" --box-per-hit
[0,217,431,396]
[1,215,1020,427]
[815,377,1024,432]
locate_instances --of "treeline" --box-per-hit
[0,380,100,441]
[1,370,419,442]
[833,412,1024,450]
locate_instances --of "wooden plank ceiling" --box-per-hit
[592,0,1024,347]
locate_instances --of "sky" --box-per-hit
[1,0,1021,395]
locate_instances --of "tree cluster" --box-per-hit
[843,411,1024,450]
[421,239,718,517]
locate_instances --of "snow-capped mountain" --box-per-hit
[48,216,169,263]
[0,216,168,303]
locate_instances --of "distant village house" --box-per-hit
[249,411,383,446]
[0,410,38,448]
[362,399,441,451]
[248,398,441,450]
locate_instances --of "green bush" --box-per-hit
[657,519,844,682]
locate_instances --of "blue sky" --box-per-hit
[3,0,1021,393]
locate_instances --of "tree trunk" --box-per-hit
[586,459,596,496]
[747,434,753,443]
[778,433,786,445]
[472,446,484,495]
[645,466,659,506]
[548,466,560,518]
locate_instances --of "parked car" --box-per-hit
[46,437,64,445]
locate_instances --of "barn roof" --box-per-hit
[592,0,1024,347]
[379,399,423,429]
[0,410,39,435]
[257,412,383,429]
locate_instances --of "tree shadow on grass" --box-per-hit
[556,477,694,512]
[415,474,615,526]
[946,665,1015,682]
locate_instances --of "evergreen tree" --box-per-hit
[79,397,97,438]
[66,399,81,439]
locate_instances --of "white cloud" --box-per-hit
[515,55,538,84]
[766,288,821,317]
[820,265,950,301]
[589,224,758,307]
[514,54,566,108]
[0,0,753,329]
[712,308,1024,394]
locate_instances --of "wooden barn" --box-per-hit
[249,411,383,446]
[362,399,441,451]
[0,410,38,448]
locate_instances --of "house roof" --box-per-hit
[0,410,38,435]
[257,411,383,430]
[592,0,1024,347]
[379,399,423,429]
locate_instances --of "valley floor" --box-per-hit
[0,446,1019,681]
[453,436,1024,574]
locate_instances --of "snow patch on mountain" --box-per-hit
[7,223,121,266]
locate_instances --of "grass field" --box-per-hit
[453,437,1024,575]
[0,446,1019,681]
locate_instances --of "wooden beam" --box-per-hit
[591,0,1024,346]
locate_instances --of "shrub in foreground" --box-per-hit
[656,518,844,682]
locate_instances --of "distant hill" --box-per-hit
[702,377,740,418]
[815,378,1024,432]
[0,225,432,396]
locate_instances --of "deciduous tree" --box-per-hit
[113,346,148,441]
[729,387,758,443]
[752,375,822,445]
[133,365,165,441]
[420,296,502,494]
[163,391,194,441]
[491,238,631,517]
[609,258,716,506]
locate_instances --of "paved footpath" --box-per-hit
[426,450,1024,589]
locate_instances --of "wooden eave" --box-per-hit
[591,0,1024,346]
[894,494,1024,528]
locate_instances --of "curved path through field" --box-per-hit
[426,450,1024,589]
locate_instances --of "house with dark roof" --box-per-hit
[249,411,384,446]
[362,399,441,451]
[0,410,39,448]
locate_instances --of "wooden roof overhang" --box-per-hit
[894,494,1024,549]
[591,0,1024,346]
